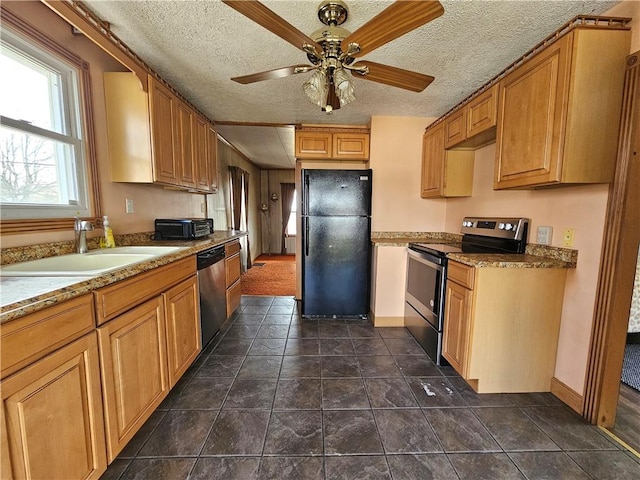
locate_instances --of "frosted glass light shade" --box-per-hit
[303,69,328,107]
[333,68,355,107]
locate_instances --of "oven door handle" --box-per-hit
[407,248,444,271]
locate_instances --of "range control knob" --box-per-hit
[505,223,514,231]
[498,223,505,230]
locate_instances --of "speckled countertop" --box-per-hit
[447,252,573,269]
[371,231,577,269]
[371,231,462,246]
[0,230,246,323]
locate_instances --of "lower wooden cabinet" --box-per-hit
[443,260,568,393]
[164,276,201,388]
[225,240,242,318]
[1,332,107,480]
[442,280,472,377]
[97,296,169,462]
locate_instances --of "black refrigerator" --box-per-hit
[301,169,372,317]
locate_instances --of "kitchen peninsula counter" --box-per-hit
[0,230,247,323]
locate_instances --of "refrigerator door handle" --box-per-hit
[303,173,309,216]
[304,217,310,257]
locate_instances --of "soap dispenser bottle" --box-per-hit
[102,215,116,248]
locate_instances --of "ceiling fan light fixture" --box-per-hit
[303,68,329,107]
[333,67,355,107]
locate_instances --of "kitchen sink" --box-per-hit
[0,246,186,277]
[85,246,185,256]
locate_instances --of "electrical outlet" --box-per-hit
[562,228,575,247]
[537,226,553,245]
[125,198,134,214]
[200,202,206,213]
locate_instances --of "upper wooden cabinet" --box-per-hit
[495,27,630,189]
[174,98,196,189]
[295,126,370,160]
[208,124,220,191]
[421,122,474,198]
[444,84,499,149]
[104,73,214,193]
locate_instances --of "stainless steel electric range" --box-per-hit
[405,217,530,365]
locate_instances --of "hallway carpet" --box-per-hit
[241,255,295,296]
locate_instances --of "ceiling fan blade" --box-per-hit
[223,0,322,54]
[231,65,314,84]
[341,0,444,58]
[354,61,434,92]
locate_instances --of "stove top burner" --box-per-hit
[409,217,530,258]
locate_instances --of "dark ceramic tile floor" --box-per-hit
[101,295,640,480]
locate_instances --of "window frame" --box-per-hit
[0,7,101,234]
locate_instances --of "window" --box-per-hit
[286,190,297,236]
[0,24,91,220]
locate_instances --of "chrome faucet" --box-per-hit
[74,217,94,253]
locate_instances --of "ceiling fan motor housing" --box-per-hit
[318,0,348,26]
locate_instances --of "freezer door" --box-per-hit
[302,169,372,216]
[302,215,370,316]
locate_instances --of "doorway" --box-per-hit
[583,50,640,451]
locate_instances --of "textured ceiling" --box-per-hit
[82,0,618,168]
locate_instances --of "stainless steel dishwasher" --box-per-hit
[197,245,227,347]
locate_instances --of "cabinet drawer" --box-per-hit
[226,279,242,318]
[448,261,475,289]
[95,256,196,325]
[225,254,241,288]
[225,240,240,256]
[1,294,95,379]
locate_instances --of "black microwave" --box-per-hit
[154,218,213,240]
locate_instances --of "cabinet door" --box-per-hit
[467,84,498,138]
[421,124,445,197]
[295,132,332,158]
[194,114,211,192]
[98,296,169,461]
[1,333,106,480]
[225,253,241,288]
[149,77,178,185]
[175,100,196,188]
[443,281,472,377]
[208,124,219,190]
[164,276,201,389]
[495,35,570,188]
[444,109,466,148]
[332,133,369,160]
[226,279,242,319]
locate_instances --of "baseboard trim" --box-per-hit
[370,314,405,327]
[550,376,584,413]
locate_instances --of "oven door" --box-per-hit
[405,248,445,331]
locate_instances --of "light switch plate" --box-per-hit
[537,226,553,245]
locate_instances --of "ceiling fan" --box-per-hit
[223,0,444,113]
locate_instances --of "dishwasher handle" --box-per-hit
[197,246,225,270]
